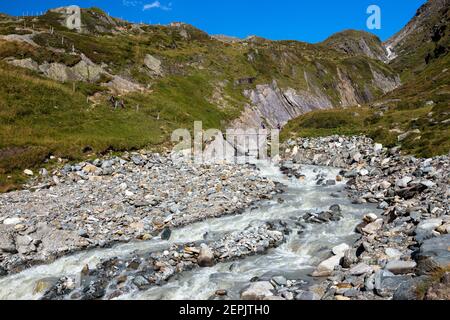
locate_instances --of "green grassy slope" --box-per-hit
[321,29,388,61]
[282,0,450,158]
[0,8,400,191]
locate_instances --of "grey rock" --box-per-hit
[329,204,341,213]
[393,276,431,300]
[197,244,215,267]
[365,273,376,291]
[349,263,373,276]
[375,273,412,298]
[295,290,317,300]
[396,177,412,188]
[78,229,88,238]
[416,235,450,275]
[271,276,287,286]
[342,249,358,268]
[0,225,16,253]
[416,219,443,233]
[160,228,172,241]
[343,288,359,297]
[132,276,150,290]
[241,281,274,300]
[385,260,417,275]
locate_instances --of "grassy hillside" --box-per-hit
[386,0,449,82]
[283,0,450,158]
[0,8,400,191]
[321,30,388,61]
[0,62,239,191]
[281,100,449,158]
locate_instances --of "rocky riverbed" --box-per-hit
[0,136,448,301]
[272,135,449,300]
[40,222,287,300]
[0,151,281,275]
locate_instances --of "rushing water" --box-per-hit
[0,163,381,300]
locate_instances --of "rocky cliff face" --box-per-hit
[232,81,332,128]
[384,0,449,71]
[0,6,402,131]
[322,30,389,62]
[233,64,400,129]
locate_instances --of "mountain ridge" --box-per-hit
[0,1,448,191]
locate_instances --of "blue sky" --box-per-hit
[0,0,426,43]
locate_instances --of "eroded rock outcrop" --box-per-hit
[232,81,332,129]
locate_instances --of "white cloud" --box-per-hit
[123,0,142,7]
[143,1,172,11]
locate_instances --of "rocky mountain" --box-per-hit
[381,0,449,106]
[322,30,389,62]
[283,0,449,158]
[0,1,448,191]
[0,6,404,190]
[384,0,449,75]
[0,2,448,303]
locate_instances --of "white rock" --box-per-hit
[124,190,134,197]
[312,255,342,277]
[359,169,369,176]
[3,217,24,225]
[416,219,443,232]
[420,180,435,188]
[374,143,383,152]
[119,183,127,190]
[241,282,274,300]
[144,54,162,75]
[380,181,392,189]
[352,152,362,162]
[385,248,403,260]
[396,177,412,188]
[362,219,383,234]
[363,213,378,223]
[349,263,373,276]
[385,260,417,275]
[332,243,350,256]
[23,169,34,176]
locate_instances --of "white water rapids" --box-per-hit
[0,163,381,300]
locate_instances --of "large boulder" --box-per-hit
[393,276,430,300]
[312,254,343,277]
[241,281,274,300]
[385,260,417,275]
[0,225,16,253]
[415,219,443,243]
[416,235,450,275]
[7,58,39,72]
[144,54,162,75]
[71,60,104,82]
[197,244,215,267]
[374,270,412,298]
[362,219,383,235]
[39,63,76,82]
